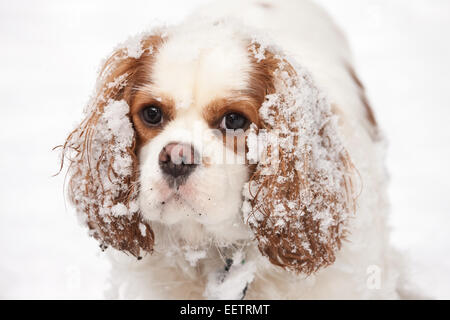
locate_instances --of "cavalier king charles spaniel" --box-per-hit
[61,0,405,299]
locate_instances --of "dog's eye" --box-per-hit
[141,105,163,126]
[220,113,249,130]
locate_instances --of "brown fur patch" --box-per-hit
[244,42,356,274]
[59,34,165,258]
[201,97,260,157]
[131,92,176,148]
[203,97,260,128]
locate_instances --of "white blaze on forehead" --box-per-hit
[151,21,251,109]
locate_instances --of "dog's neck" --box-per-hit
[147,220,255,299]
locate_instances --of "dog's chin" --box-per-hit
[139,171,252,246]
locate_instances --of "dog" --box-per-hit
[61,0,404,299]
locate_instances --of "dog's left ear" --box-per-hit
[243,41,356,275]
[60,34,164,258]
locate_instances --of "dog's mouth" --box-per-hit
[163,175,190,190]
[152,178,207,216]
[158,177,197,201]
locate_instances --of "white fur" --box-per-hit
[106,0,405,299]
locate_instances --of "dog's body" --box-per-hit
[64,0,404,299]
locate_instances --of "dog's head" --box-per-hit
[61,21,355,274]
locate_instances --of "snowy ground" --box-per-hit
[0,0,449,299]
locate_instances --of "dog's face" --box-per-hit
[132,28,255,241]
[62,21,356,274]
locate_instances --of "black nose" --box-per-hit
[158,143,198,182]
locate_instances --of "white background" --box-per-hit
[0,0,448,299]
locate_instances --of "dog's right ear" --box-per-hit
[59,33,165,258]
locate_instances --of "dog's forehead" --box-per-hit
[150,25,251,111]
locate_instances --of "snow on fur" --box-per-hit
[243,39,355,275]
[61,33,154,257]
[69,97,137,218]
[204,250,255,300]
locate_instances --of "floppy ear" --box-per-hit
[60,34,164,258]
[243,42,356,274]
